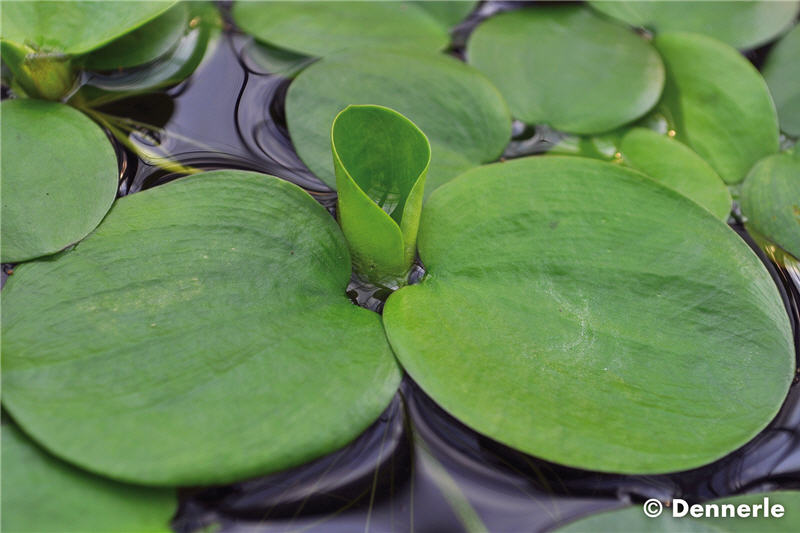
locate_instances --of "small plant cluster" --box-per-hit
[1,1,799,532]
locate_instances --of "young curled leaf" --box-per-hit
[332,105,430,286]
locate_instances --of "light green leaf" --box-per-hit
[0,99,118,263]
[1,1,176,55]
[762,24,800,137]
[619,128,732,220]
[383,156,794,474]
[557,491,800,532]
[589,1,800,50]
[653,32,779,184]
[286,49,511,193]
[467,5,664,134]
[1,171,401,486]
[80,2,189,71]
[741,152,800,259]
[1,423,176,533]
[332,105,430,285]
[232,1,449,57]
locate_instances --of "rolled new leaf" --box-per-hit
[332,105,430,285]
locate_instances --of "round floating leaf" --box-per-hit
[741,152,800,259]
[1,99,118,263]
[763,24,800,137]
[286,49,511,193]
[1,423,176,533]
[1,1,176,55]
[332,105,430,285]
[232,1,449,57]
[590,1,800,50]
[80,2,189,71]
[653,32,779,184]
[619,128,732,220]
[467,5,664,134]
[2,171,401,485]
[383,156,794,474]
[557,491,800,532]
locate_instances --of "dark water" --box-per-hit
[3,2,799,532]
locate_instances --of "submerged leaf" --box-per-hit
[619,128,732,220]
[557,491,800,532]
[762,24,800,137]
[332,105,430,285]
[589,0,800,50]
[383,156,794,474]
[0,99,118,263]
[467,5,664,134]
[1,171,401,485]
[653,32,779,184]
[232,1,449,57]
[1,423,176,533]
[80,2,189,71]
[741,152,800,259]
[286,49,510,193]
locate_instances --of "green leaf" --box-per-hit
[411,1,477,27]
[383,156,794,474]
[619,128,732,220]
[467,5,664,134]
[589,1,800,50]
[1,1,176,99]
[741,152,800,259]
[762,24,800,137]
[74,2,221,100]
[1,1,177,55]
[1,423,176,533]
[232,1,449,57]
[653,32,780,184]
[80,2,189,71]
[286,49,511,193]
[332,105,430,285]
[0,99,118,263]
[0,40,76,100]
[556,491,800,532]
[1,171,401,485]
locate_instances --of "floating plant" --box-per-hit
[1,1,798,532]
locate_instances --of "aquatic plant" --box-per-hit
[1,1,798,532]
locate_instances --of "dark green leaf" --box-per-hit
[411,1,477,27]
[590,1,800,50]
[762,24,800,137]
[741,151,800,259]
[332,105,430,285]
[1,423,176,533]
[0,99,118,263]
[1,1,176,55]
[653,32,779,184]
[80,2,189,71]
[383,156,794,474]
[232,1,449,57]
[286,49,511,193]
[1,171,401,485]
[467,5,664,134]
